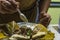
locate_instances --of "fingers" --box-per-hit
[0,0,11,14]
[0,0,11,5]
[40,11,51,19]
[1,0,19,9]
[1,1,14,12]
[8,0,20,8]
[0,0,19,14]
[4,0,11,5]
[40,15,51,27]
[39,12,51,27]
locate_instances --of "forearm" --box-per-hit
[39,0,51,12]
[38,0,51,27]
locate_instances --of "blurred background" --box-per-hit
[48,0,60,26]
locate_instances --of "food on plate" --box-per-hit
[0,21,55,40]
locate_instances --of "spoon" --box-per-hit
[17,9,28,22]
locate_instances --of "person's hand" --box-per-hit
[39,12,51,27]
[0,0,19,14]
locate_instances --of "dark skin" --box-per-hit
[0,0,51,27]
[39,0,51,27]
